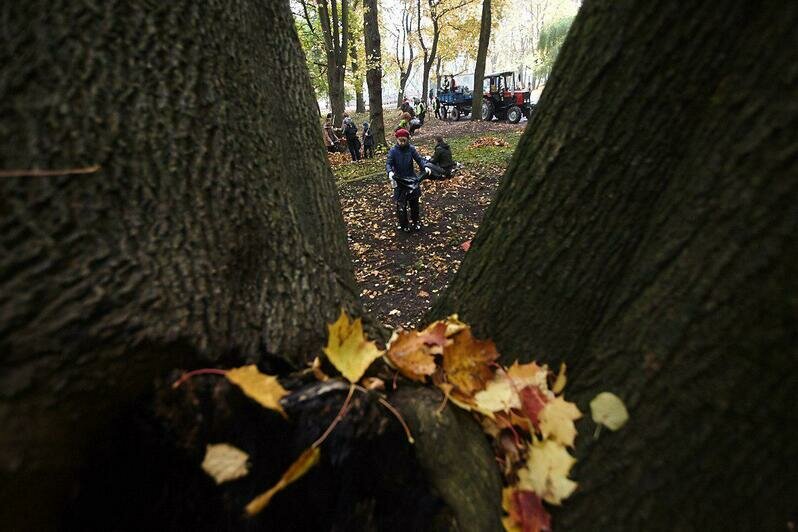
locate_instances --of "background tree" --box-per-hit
[470,0,490,120]
[415,0,477,103]
[293,0,330,107]
[316,0,350,124]
[392,2,416,107]
[533,14,574,85]
[348,0,367,113]
[363,0,387,145]
[434,0,797,528]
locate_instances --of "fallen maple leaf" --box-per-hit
[226,365,288,417]
[473,370,518,416]
[517,439,577,505]
[590,392,629,431]
[442,328,499,396]
[551,363,567,395]
[386,322,448,382]
[538,396,582,447]
[201,443,250,485]
[502,487,552,532]
[245,447,320,516]
[461,239,471,251]
[323,310,384,383]
[507,361,549,391]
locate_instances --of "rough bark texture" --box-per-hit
[0,1,362,528]
[434,0,798,529]
[363,0,387,145]
[470,0,490,120]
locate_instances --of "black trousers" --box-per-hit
[363,144,374,158]
[347,139,361,161]
[393,187,421,228]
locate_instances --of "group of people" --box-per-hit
[323,112,375,161]
[323,105,458,234]
[397,97,427,135]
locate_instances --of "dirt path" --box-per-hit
[334,119,527,330]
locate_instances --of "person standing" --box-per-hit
[415,98,427,124]
[362,121,375,159]
[434,96,442,120]
[323,113,339,152]
[343,116,361,161]
[386,129,428,232]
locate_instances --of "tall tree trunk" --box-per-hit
[435,0,798,528]
[349,1,366,115]
[318,0,350,125]
[363,0,387,145]
[471,0,491,120]
[0,1,365,528]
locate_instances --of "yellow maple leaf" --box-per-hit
[323,310,384,383]
[552,363,567,395]
[518,439,578,505]
[590,392,629,431]
[245,447,320,516]
[538,396,582,447]
[201,443,250,484]
[226,365,288,417]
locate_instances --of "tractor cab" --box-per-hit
[481,71,534,123]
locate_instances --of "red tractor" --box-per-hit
[480,71,535,123]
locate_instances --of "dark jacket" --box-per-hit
[343,121,359,141]
[362,126,374,147]
[431,141,454,170]
[387,143,425,188]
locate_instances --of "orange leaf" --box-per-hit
[386,322,448,382]
[442,328,499,397]
[245,447,320,517]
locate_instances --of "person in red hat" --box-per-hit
[386,128,429,232]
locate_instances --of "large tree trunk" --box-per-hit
[0,1,364,528]
[318,0,350,125]
[434,0,798,528]
[471,0,490,120]
[363,0,387,145]
[1,1,500,530]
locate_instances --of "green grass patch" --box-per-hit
[332,130,523,184]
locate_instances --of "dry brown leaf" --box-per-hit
[385,322,448,382]
[538,396,582,448]
[442,328,499,396]
[201,443,250,485]
[517,439,577,505]
[226,365,288,417]
[245,447,321,516]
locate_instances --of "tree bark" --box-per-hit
[434,0,798,528]
[0,1,363,528]
[363,0,387,145]
[471,0,491,120]
[396,10,415,108]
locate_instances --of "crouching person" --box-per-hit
[387,129,426,232]
[424,136,456,179]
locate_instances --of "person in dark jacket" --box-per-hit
[362,121,374,158]
[400,98,415,117]
[343,116,361,161]
[424,136,455,179]
[386,128,427,232]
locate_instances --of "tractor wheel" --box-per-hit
[481,100,494,121]
[448,106,461,121]
[507,106,523,124]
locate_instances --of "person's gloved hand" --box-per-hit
[425,167,432,175]
[388,171,397,188]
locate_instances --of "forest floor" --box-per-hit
[332,115,528,330]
